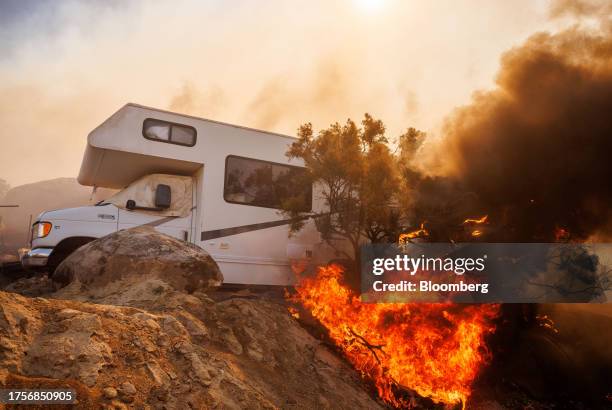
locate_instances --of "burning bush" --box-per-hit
[288,264,499,408]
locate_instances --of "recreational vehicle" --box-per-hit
[22,104,339,285]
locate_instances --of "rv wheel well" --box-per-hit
[48,236,96,273]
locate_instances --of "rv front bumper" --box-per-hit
[21,247,53,269]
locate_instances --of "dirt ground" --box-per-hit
[0,274,383,410]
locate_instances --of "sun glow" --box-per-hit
[354,0,386,13]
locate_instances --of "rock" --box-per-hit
[246,346,264,362]
[150,385,170,403]
[157,335,170,347]
[56,308,82,320]
[53,226,223,296]
[175,311,208,340]
[109,399,128,410]
[103,387,118,399]
[186,353,213,386]
[146,360,171,386]
[3,274,56,297]
[119,381,137,402]
[160,315,189,338]
[0,298,42,373]
[217,326,243,355]
[21,310,112,387]
[120,381,136,394]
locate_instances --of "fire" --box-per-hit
[555,226,570,242]
[287,306,300,319]
[462,215,488,225]
[398,222,429,244]
[462,215,489,238]
[535,314,558,334]
[289,265,499,407]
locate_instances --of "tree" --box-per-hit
[395,128,476,241]
[283,114,400,262]
[398,127,426,163]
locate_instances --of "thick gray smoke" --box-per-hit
[420,25,612,241]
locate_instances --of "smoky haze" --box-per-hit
[1,0,610,242]
[418,19,612,241]
[0,0,564,187]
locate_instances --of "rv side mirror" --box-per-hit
[155,184,171,209]
[126,200,136,210]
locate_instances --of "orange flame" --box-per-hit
[462,215,488,225]
[287,306,301,319]
[398,222,429,244]
[463,215,489,238]
[535,314,558,334]
[289,265,499,407]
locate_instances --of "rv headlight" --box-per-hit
[32,221,52,239]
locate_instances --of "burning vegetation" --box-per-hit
[288,265,499,408]
[282,10,612,408]
[398,222,429,244]
[2,2,610,409]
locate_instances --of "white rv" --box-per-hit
[22,103,338,285]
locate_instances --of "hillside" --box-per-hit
[0,178,115,254]
[0,228,382,409]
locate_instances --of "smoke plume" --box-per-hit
[419,24,612,241]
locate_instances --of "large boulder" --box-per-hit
[53,226,223,298]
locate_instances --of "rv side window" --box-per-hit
[224,155,312,212]
[143,119,196,147]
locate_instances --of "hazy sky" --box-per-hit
[0,0,580,186]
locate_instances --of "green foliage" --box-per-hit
[283,114,404,260]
